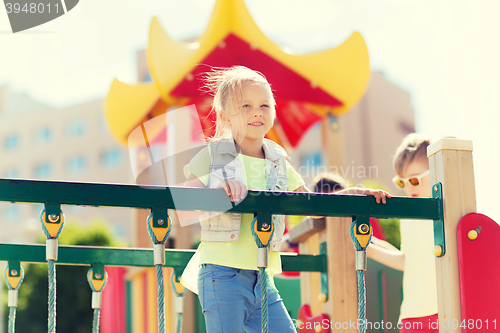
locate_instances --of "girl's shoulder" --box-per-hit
[184,145,211,183]
[190,145,211,164]
[263,138,290,161]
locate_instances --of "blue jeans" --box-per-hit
[198,264,297,333]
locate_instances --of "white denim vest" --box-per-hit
[199,137,290,252]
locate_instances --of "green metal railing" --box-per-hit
[0,177,442,333]
[0,177,441,275]
[0,178,440,219]
[0,244,324,273]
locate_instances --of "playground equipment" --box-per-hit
[1,137,493,333]
[105,0,371,148]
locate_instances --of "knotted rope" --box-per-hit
[87,267,108,333]
[40,207,65,333]
[147,212,171,333]
[251,214,274,333]
[171,272,187,333]
[4,264,24,333]
[349,218,372,333]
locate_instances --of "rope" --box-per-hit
[48,259,56,333]
[156,264,166,333]
[251,216,274,333]
[87,268,108,333]
[8,307,16,333]
[259,267,268,333]
[356,270,365,332]
[92,309,100,333]
[349,220,372,333]
[170,273,187,333]
[4,265,24,333]
[147,213,171,333]
[176,312,183,333]
[39,208,65,333]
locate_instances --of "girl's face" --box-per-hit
[227,82,275,142]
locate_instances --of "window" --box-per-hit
[66,155,87,173]
[100,149,122,167]
[4,135,19,150]
[34,127,51,144]
[300,150,323,168]
[99,115,109,132]
[66,119,87,137]
[3,169,20,178]
[34,163,52,179]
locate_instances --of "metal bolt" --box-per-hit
[358,224,369,235]
[433,245,443,257]
[468,230,478,241]
[10,269,18,276]
[434,186,438,193]
[157,219,164,226]
[95,272,102,279]
[48,214,59,223]
[261,223,270,231]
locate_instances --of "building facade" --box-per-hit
[0,87,135,244]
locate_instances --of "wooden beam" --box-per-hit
[428,137,476,333]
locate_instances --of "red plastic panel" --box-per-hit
[171,33,343,107]
[457,213,500,332]
[101,266,126,333]
[297,304,331,333]
[274,100,322,147]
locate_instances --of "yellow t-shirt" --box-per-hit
[399,219,439,320]
[180,146,305,294]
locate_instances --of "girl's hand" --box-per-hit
[362,189,392,204]
[216,179,247,202]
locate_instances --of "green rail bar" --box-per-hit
[0,244,326,272]
[0,178,439,220]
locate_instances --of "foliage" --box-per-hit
[4,220,117,333]
[378,218,401,249]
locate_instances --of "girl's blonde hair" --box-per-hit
[201,66,276,143]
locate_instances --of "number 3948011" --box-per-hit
[442,319,497,330]
[5,2,61,14]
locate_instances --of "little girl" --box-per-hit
[180,66,390,333]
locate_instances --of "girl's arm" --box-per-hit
[176,173,248,221]
[292,185,402,270]
[175,173,207,221]
[335,187,392,204]
[292,185,391,218]
[294,186,391,203]
[366,242,404,271]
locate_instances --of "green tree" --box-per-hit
[360,179,401,249]
[378,218,401,249]
[6,220,118,333]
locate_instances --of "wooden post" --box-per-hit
[318,216,358,331]
[321,114,345,169]
[295,115,352,325]
[298,232,322,316]
[427,137,476,333]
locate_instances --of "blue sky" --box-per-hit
[1,0,499,221]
